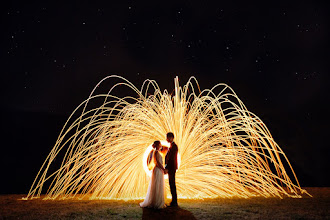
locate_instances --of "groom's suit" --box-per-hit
[165,142,178,205]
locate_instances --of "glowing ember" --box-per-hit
[25,76,310,200]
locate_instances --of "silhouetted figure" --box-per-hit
[140,141,166,209]
[165,132,178,206]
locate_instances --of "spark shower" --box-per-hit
[25,76,310,200]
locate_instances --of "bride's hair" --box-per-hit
[152,140,161,149]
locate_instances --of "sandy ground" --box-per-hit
[0,187,329,220]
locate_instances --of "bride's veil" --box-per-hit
[147,149,156,170]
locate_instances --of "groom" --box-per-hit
[165,132,178,207]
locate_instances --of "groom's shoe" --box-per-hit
[169,202,178,207]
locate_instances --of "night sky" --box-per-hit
[1,2,329,194]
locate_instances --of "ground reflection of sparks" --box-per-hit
[25,76,310,200]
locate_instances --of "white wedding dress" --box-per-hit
[140,150,166,209]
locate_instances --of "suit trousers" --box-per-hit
[168,171,177,204]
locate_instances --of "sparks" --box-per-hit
[25,76,310,200]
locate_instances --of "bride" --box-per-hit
[140,140,168,209]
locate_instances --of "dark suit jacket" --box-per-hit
[165,142,178,172]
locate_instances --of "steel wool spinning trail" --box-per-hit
[25,76,310,200]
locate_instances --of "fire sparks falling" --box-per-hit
[25,76,310,200]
